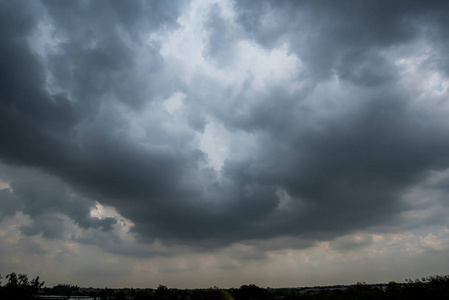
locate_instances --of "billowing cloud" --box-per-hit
[1,0,449,287]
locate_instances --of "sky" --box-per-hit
[1,0,449,289]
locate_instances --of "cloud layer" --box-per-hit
[1,0,449,287]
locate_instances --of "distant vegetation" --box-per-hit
[1,273,449,299]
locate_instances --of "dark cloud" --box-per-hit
[337,50,399,87]
[1,0,449,258]
[0,0,187,236]
[233,0,449,79]
[0,164,117,239]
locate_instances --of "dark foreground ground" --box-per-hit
[1,273,449,299]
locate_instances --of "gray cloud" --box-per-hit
[0,164,117,239]
[1,0,449,261]
[233,0,449,79]
[203,3,238,67]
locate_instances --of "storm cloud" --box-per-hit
[1,0,449,287]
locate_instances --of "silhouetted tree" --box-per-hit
[232,284,273,300]
[155,284,169,299]
[0,272,44,300]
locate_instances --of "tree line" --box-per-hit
[1,273,449,299]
